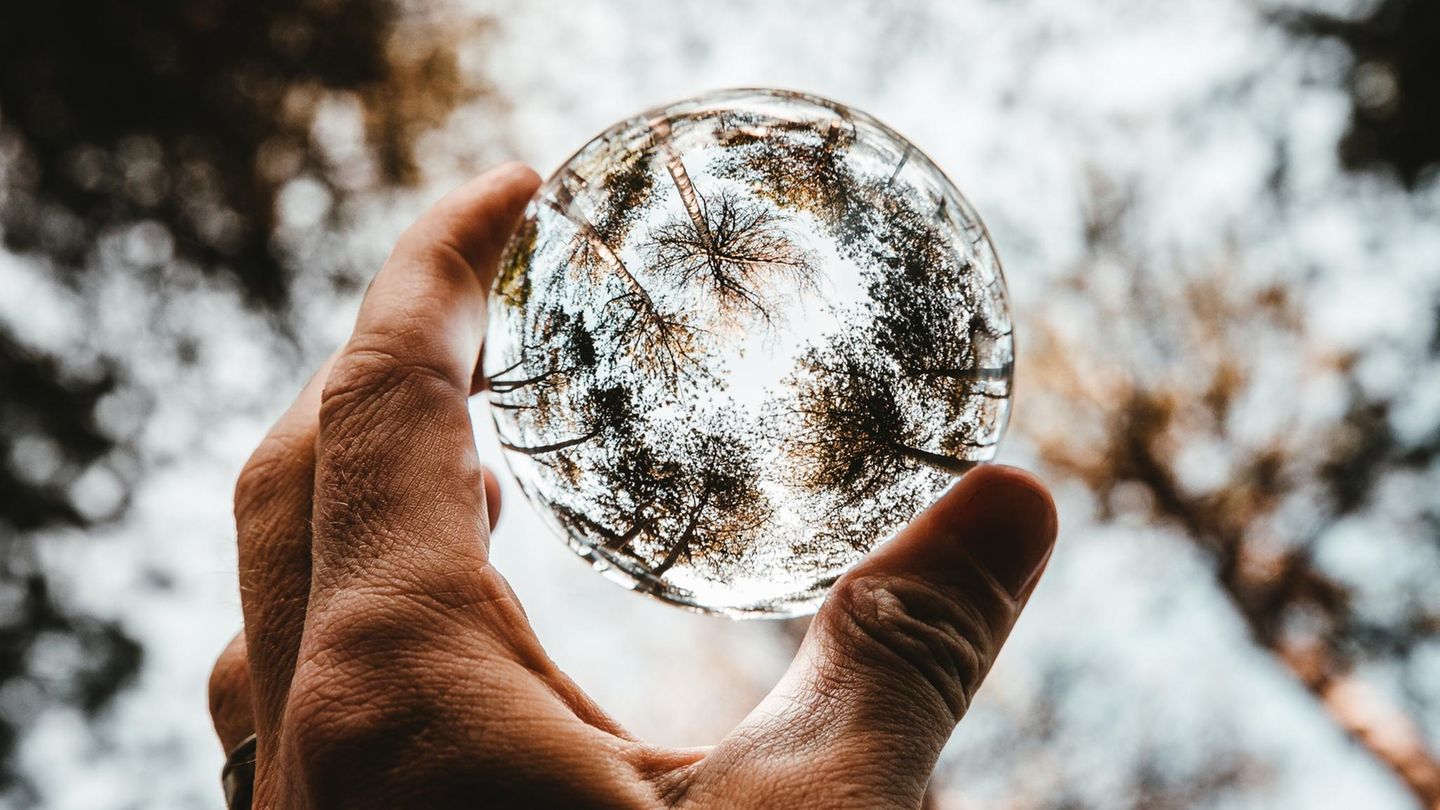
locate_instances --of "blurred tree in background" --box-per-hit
[0,0,1437,807]
[0,0,481,800]
[1024,180,1440,806]
[1014,2,1440,803]
[1288,0,1440,187]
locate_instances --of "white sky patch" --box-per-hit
[8,0,1438,806]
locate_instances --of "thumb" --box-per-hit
[705,465,1057,807]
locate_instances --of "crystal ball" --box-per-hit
[484,88,1012,616]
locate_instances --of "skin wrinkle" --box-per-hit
[680,675,925,807]
[318,374,469,473]
[234,438,314,520]
[676,741,886,810]
[286,656,507,779]
[287,693,440,805]
[235,450,320,739]
[210,165,1058,810]
[299,678,653,809]
[889,575,1007,712]
[316,360,476,455]
[297,560,591,730]
[209,636,253,748]
[305,535,486,615]
[240,528,311,603]
[311,437,483,577]
[790,667,948,789]
[827,576,990,723]
[397,239,495,341]
[299,588,487,669]
[304,521,495,619]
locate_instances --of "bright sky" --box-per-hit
[8,0,1438,807]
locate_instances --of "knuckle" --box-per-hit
[283,677,408,791]
[286,667,402,763]
[394,228,480,285]
[234,433,305,518]
[282,606,457,783]
[319,340,456,433]
[284,665,386,749]
[304,590,436,659]
[302,578,494,664]
[207,636,250,724]
[825,573,1007,719]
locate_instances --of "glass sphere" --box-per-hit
[484,88,1012,617]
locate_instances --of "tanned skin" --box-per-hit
[207,163,1058,809]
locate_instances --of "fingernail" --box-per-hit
[962,477,1056,598]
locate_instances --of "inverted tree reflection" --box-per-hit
[487,92,1010,609]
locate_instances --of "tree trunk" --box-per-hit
[488,365,569,393]
[499,429,598,457]
[648,115,715,253]
[1122,416,1440,810]
[546,171,664,320]
[895,444,979,477]
[1287,650,1440,809]
[557,507,651,556]
[887,144,912,186]
[652,491,708,577]
[912,364,1011,382]
[603,513,652,553]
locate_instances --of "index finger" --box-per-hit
[308,163,539,607]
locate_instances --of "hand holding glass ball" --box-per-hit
[211,112,1052,808]
[485,89,1013,615]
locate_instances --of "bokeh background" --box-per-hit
[1,0,1437,807]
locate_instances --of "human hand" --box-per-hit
[207,163,1059,809]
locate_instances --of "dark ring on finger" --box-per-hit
[222,733,257,810]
